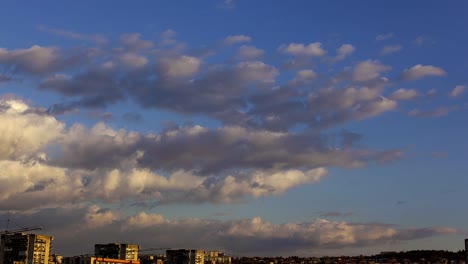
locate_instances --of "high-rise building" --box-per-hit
[0,233,53,264]
[94,244,139,261]
[166,250,204,264]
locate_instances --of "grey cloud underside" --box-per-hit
[0,75,11,82]
[49,124,400,174]
[0,36,417,131]
[0,208,458,257]
[0,100,403,209]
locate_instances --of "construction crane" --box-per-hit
[0,219,42,235]
[0,226,42,235]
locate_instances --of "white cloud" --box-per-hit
[294,69,317,83]
[380,44,402,55]
[390,88,419,100]
[224,35,251,45]
[334,44,355,61]
[279,42,326,57]
[0,99,64,160]
[354,96,397,120]
[235,61,278,83]
[120,33,153,50]
[450,85,465,97]
[401,64,447,80]
[84,205,121,229]
[353,60,391,82]
[160,55,201,78]
[127,212,167,228]
[237,45,264,60]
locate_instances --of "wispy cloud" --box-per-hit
[376,33,394,41]
[450,85,465,97]
[37,25,107,44]
[408,106,458,118]
[381,44,402,55]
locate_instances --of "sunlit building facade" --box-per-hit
[0,233,53,264]
[94,244,139,261]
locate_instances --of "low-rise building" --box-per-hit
[62,256,139,264]
[166,249,204,264]
[94,244,139,261]
[205,251,231,264]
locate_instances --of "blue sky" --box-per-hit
[0,0,467,257]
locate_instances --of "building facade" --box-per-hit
[94,244,139,261]
[166,250,204,264]
[204,251,231,264]
[0,233,53,264]
[62,256,139,264]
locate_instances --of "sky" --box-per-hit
[0,0,467,257]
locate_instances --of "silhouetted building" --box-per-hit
[166,250,204,264]
[465,239,468,263]
[0,233,53,264]
[94,244,139,261]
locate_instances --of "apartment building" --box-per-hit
[0,233,53,264]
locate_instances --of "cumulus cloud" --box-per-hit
[224,35,251,45]
[0,45,74,75]
[0,30,462,257]
[0,99,64,160]
[0,208,458,257]
[236,45,264,60]
[120,33,154,51]
[160,55,202,78]
[279,42,326,57]
[401,64,447,80]
[293,69,317,83]
[450,85,465,97]
[334,44,355,61]
[380,44,402,55]
[352,60,391,82]
[84,205,121,229]
[0,98,405,210]
[390,88,419,100]
[0,34,413,132]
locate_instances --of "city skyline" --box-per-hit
[0,0,467,257]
